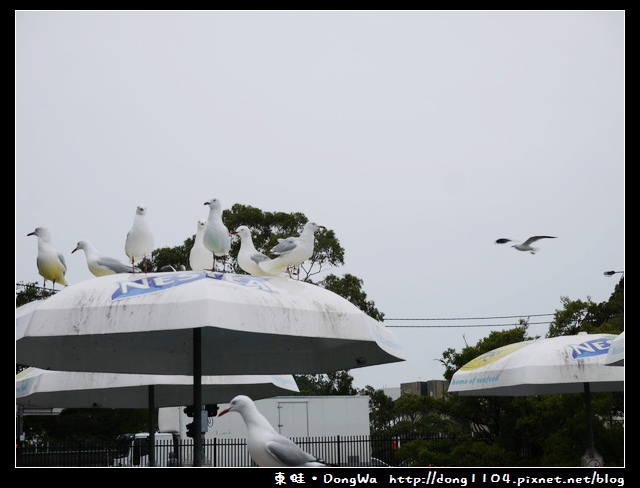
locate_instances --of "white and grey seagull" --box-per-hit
[230,225,273,276]
[189,220,211,271]
[258,221,325,278]
[203,197,231,272]
[124,205,154,272]
[72,240,139,276]
[218,395,331,467]
[495,236,557,254]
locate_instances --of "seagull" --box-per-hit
[189,220,211,271]
[218,395,331,467]
[72,240,139,276]
[230,226,273,276]
[27,227,69,290]
[203,198,231,272]
[495,236,557,254]
[124,205,154,272]
[258,221,326,278]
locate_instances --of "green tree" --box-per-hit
[359,386,395,432]
[548,277,624,337]
[295,371,357,395]
[16,282,54,307]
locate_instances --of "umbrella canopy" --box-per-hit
[16,368,299,409]
[604,331,624,366]
[449,332,624,396]
[16,271,404,375]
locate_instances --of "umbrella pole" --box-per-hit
[193,327,202,467]
[148,385,156,467]
[584,382,595,458]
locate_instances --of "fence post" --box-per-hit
[213,437,217,467]
[336,435,341,467]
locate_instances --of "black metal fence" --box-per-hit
[17,434,444,467]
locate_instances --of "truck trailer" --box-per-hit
[114,395,371,466]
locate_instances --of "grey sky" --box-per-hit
[15,11,624,390]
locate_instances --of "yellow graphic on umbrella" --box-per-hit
[460,341,533,370]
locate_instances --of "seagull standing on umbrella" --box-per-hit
[72,240,139,276]
[218,395,331,467]
[258,221,325,278]
[189,220,211,271]
[231,225,273,276]
[27,227,69,290]
[125,205,154,272]
[495,235,557,254]
[203,197,231,272]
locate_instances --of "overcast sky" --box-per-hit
[15,11,624,391]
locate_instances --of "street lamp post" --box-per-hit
[603,271,624,277]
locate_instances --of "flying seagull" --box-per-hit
[258,221,325,278]
[27,227,69,290]
[125,205,154,272]
[72,240,139,276]
[495,236,557,254]
[203,198,231,272]
[218,395,331,467]
[231,226,273,276]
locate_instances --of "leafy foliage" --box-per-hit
[548,278,624,337]
[16,282,54,307]
[295,371,357,396]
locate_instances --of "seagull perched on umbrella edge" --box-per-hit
[203,198,231,272]
[124,205,154,272]
[27,227,69,290]
[231,226,274,276]
[258,221,326,278]
[73,240,139,276]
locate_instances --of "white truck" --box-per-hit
[113,395,371,467]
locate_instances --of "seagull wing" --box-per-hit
[265,437,319,466]
[97,255,136,273]
[271,237,298,255]
[522,236,557,246]
[250,251,271,266]
[495,238,513,244]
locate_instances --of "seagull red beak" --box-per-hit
[218,407,231,417]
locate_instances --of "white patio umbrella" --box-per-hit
[448,332,624,466]
[16,270,404,465]
[15,367,300,467]
[16,271,404,376]
[604,331,624,366]
[15,368,299,409]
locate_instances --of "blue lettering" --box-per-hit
[570,339,612,359]
[111,271,277,300]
